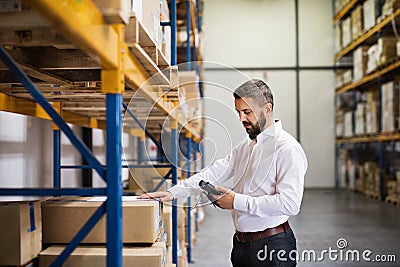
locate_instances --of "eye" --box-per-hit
[244,110,252,115]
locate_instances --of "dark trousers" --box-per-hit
[231,228,297,267]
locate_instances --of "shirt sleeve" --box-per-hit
[168,148,236,199]
[233,144,307,217]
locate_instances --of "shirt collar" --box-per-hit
[249,119,282,143]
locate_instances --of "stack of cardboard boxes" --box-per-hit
[353,46,369,81]
[0,201,42,266]
[386,171,400,201]
[39,197,166,266]
[365,91,379,134]
[381,79,400,132]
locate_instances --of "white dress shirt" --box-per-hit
[168,120,307,232]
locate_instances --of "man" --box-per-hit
[139,79,307,267]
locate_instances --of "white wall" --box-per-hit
[203,0,335,187]
[0,111,133,198]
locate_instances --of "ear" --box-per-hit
[265,103,273,113]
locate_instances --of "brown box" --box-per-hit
[129,167,171,192]
[351,5,363,40]
[142,0,161,44]
[40,242,166,267]
[0,201,42,266]
[42,197,162,244]
[163,205,173,247]
[93,0,131,24]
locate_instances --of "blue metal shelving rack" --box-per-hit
[0,0,204,266]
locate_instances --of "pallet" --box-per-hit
[385,196,400,207]
[0,9,170,85]
[363,190,380,200]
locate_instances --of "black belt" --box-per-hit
[235,221,290,242]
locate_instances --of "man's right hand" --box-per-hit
[137,191,174,202]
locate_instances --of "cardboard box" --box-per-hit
[93,0,131,24]
[40,242,166,267]
[344,111,353,137]
[377,37,398,66]
[367,44,379,73]
[335,25,342,53]
[142,0,160,44]
[341,17,352,48]
[363,0,377,31]
[0,201,42,266]
[353,46,369,81]
[355,103,365,135]
[129,167,171,192]
[42,197,162,244]
[163,205,173,247]
[351,5,363,40]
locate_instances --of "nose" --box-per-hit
[239,112,247,123]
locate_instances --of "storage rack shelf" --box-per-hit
[0,0,204,266]
[335,9,400,60]
[333,0,360,24]
[335,58,400,94]
[333,0,400,203]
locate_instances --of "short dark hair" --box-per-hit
[233,79,274,110]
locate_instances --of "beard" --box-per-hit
[243,112,266,140]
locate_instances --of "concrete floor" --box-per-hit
[190,189,400,267]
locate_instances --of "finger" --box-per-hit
[138,192,157,199]
[214,185,228,193]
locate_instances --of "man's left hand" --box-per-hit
[213,186,235,210]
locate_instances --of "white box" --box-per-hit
[342,17,352,47]
[363,0,377,31]
[344,111,353,137]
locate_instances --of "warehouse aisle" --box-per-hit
[190,189,400,267]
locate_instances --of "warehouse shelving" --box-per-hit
[0,0,204,266]
[334,0,400,204]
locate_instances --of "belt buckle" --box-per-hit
[235,232,244,242]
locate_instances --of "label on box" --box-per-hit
[0,0,21,12]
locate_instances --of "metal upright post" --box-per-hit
[193,145,199,232]
[186,133,193,263]
[106,93,123,266]
[53,102,61,189]
[102,24,125,267]
[171,117,179,266]
[170,0,179,265]
[138,136,145,164]
[186,0,191,70]
[171,0,177,66]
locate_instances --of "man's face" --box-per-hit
[235,97,266,140]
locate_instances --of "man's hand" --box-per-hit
[137,191,174,202]
[213,186,235,210]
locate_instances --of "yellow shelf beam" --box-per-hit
[30,0,149,91]
[0,93,106,129]
[333,0,359,24]
[335,9,400,61]
[336,133,400,144]
[335,59,400,95]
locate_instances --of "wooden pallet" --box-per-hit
[385,196,400,207]
[363,190,380,200]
